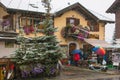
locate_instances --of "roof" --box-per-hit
[0,0,114,23]
[106,0,120,13]
[0,0,46,13]
[55,2,114,23]
[89,10,114,23]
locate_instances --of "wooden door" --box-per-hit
[69,43,77,56]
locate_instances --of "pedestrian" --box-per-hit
[97,55,103,65]
[73,53,80,66]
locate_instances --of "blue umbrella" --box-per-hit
[71,49,83,58]
[92,47,99,52]
[71,49,81,54]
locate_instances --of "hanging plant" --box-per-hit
[29,25,34,33]
[77,33,84,41]
[61,24,90,41]
[2,20,10,27]
[23,26,30,35]
[71,26,77,33]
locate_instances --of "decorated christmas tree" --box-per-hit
[13,0,62,78]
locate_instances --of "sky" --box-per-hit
[1,0,115,43]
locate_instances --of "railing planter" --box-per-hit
[61,25,90,40]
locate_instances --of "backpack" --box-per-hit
[73,53,80,61]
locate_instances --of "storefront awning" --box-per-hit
[84,39,111,48]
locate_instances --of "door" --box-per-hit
[69,43,77,56]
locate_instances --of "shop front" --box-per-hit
[0,58,11,80]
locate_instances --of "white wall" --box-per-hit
[105,24,115,43]
[0,41,18,58]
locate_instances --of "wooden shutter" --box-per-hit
[94,23,99,31]
[66,18,70,25]
[75,18,80,26]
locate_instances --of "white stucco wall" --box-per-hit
[0,41,18,58]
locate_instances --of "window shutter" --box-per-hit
[94,23,99,31]
[66,18,70,25]
[75,19,80,26]
[87,21,91,26]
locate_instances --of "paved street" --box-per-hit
[21,65,120,80]
[47,66,120,80]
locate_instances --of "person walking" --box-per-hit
[73,53,80,66]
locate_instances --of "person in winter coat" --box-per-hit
[73,53,80,66]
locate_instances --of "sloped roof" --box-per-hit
[89,9,114,23]
[55,2,114,23]
[106,0,120,13]
[0,0,46,13]
[0,0,114,23]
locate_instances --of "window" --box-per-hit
[70,19,75,25]
[66,17,80,26]
[5,41,14,48]
[90,25,94,31]
[21,17,41,26]
[87,21,99,32]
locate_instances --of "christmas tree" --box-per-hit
[13,0,62,78]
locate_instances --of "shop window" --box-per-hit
[5,41,14,48]
[66,17,80,26]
